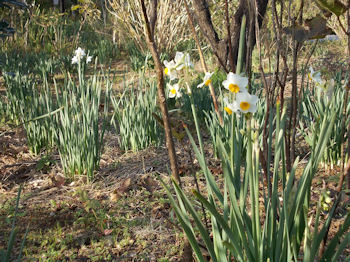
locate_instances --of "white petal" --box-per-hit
[231,101,240,112]
[222,80,229,89]
[309,67,314,75]
[233,74,248,89]
[174,52,184,64]
[71,56,78,64]
[169,71,178,80]
[238,86,248,93]
[236,92,250,103]
[86,56,93,64]
[197,82,205,88]
[204,72,213,81]
[227,72,235,82]
[176,64,184,70]
[250,94,259,104]
[249,104,257,113]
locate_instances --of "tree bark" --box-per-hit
[191,0,268,72]
[192,0,228,70]
[347,0,350,192]
[149,0,157,37]
[59,0,65,13]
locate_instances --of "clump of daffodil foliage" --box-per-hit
[300,67,349,167]
[54,47,108,182]
[111,73,164,152]
[160,52,349,262]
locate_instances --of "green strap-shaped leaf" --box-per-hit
[0,0,27,9]
[172,181,218,262]
[157,175,206,262]
[314,0,348,16]
[193,191,246,261]
[321,213,350,261]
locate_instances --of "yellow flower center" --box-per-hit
[240,102,250,111]
[170,89,176,95]
[224,107,232,115]
[229,83,240,93]
[164,68,169,75]
[308,73,312,81]
[205,79,212,86]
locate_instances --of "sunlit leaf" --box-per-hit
[71,4,81,11]
[314,0,348,16]
[283,15,333,42]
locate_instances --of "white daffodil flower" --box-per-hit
[174,52,184,67]
[326,79,335,99]
[222,72,248,93]
[197,72,213,88]
[72,47,86,64]
[74,47,86,60]
[308,67,322,85]
[309,67,336,98]
[174,52,193,70]
[164,60,178,80]
[71,56,79,64]
[223,97,240,116]
[168,83,182,99]
[235,92,259,114]
[183,53,194,68]
[86,55,93,64]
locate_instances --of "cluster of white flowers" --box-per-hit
[222,73,258,115]
[164,52,193,81]
[71,47,93,65]
[163,52,259,115]
[308,67,334,99]
[164,51,195,98]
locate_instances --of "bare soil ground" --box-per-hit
[0,120,349,261]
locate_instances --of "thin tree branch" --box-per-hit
[192,0,228,71]
[225,0,235,71]
[149,0,157,36]
[184,0,223,126]
[139,0,180,185]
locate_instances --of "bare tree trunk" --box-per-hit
[347,0,350,193]
[149,0,157,37]
[191,0,268,72]
[100,0,108,26]
[59,0,65,13]
[191,0,228,70]
[184,0,223,125]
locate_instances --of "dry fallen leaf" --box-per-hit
[142,175,158,193]
[51,173,66,188]
[110,177,132,201]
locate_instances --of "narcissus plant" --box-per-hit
[223,72,248,94]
